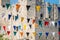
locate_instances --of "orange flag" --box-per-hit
[16,4,21,12]
[20,32,23,37]
[34,23,38,28]
[32,19,35,24]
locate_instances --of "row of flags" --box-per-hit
[0,0,59,40]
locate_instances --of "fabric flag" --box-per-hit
[3,26,6,31]
[47,6,52,13]
[52,32,55,37]
[38,20,42,27]
[7,31,10,35]
[51,21,55,26]
[45,32,49,38]
[44,21,49,26]
[27,18,30,23]
[15,14,18,21]
[29,24,32,29]
[40,14,43,18]
[16,4,20,12]
[33,32,36,36]
[21,17,24,22]
[32,19,35,24]
[14,31,17,36]
[23,24,27,30]
[26,5,30,11]
[18,25,21,30]
[8,14,12,20]
[13,26,16,30]
[6,3,10,9]
[34,23,38,28]
[36,5,41,12]
[39,32,42,37]
[55,22,57,27]
[20,32,23,37]
[26,32,29,36]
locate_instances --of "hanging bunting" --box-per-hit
[32,19,35,24]
[6,3,10,9]
[39,32,42,37]
[27,18,30,23]
[23,24,27,30]
[14,31,17,36]
[34,23,38,28]
[16,4,20,12]
[29,24,32,29]
[51,21,55,26]
[52,32,55,37]
[40,13,43,18]
[18,25,21,30]
[38,20,42,27]
[44,21,49,26]
[21,17,24,22]
[47,6,52,13]
[55,22,57,27]
[36,5,41,12]
[7,31,10,35]
[8,14,12,20]
[33,32,36,36]
[13,26,16,30]
[26,5,30,11]
[20,32,23,37]
[45,32,49,39]
[15,14,18,21]
[26,32,29,36]
[3,26,6,31]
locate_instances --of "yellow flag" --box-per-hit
[21,17,24,22]
[33,32,36,36]
[23,24,26,30]
[36,5,41,12]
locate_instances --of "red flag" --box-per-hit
[7,31,10,35]
[58,32,60,35]
[44,21,49,26]
[3,26,6,31]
